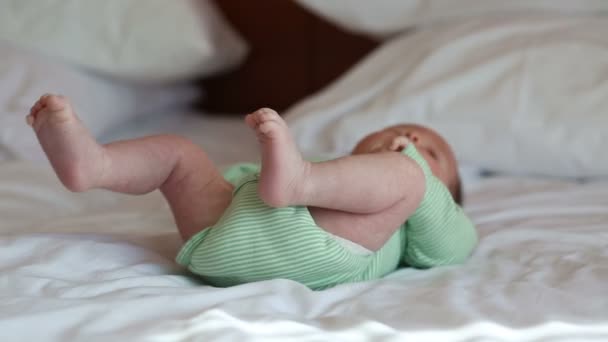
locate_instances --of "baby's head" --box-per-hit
[352,124,462,205]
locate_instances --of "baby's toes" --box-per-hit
[26,114,35,126]
[255,108,281,123]
[245,113,258,129]
[246,108,282,130]
[27,102,44,126]
[30,99,44,113]
[41,94,67,112]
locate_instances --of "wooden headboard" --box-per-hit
[200,0,379,114]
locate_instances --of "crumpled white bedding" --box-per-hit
[1,114,607,341]
[284,15,608,179]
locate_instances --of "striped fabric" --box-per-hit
[177,175,403,290]
[176,145,477,290]
[401,145,478,268]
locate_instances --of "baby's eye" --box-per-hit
[428,149,438,160]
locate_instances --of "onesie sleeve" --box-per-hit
[399,144,478,268]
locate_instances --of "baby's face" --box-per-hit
[352,124,459,193]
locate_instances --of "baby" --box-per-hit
[27,94,477,290]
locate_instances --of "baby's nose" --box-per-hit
[405,132,419,143]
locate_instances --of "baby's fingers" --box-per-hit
[389,136,410,152]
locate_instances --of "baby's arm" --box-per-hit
[400,145,478,268]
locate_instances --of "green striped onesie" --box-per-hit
[176,144,477,290]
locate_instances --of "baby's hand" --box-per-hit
[388,136,411,152]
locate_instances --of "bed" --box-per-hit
[1,1,608,341]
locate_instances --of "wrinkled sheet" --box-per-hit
[296,0,608,38]
[0,114,607,341]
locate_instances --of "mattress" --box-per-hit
[1,110,607,341]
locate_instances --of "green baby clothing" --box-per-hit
[176,145,477,290]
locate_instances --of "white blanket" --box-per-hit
[284,15,608,178]
[1,114,607,341]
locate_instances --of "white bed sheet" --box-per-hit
[1,111,607,341]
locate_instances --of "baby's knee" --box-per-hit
[396,156,426,204]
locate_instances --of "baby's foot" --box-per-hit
[245,108,311,207]
[28,94,105,192]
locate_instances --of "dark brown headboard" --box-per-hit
[200,0,379,114]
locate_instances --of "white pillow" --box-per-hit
[0,42,200,163]
[285,15,608,178]
[0,0,247,83]
[296,0,608,38]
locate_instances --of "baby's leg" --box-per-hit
[246,108,426,250]
[28,94,232,240]
[246,108,425,214]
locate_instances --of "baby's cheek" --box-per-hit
[353,132,391,154]
[422,154,443,180]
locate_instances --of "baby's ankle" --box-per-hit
[258,158,311,207]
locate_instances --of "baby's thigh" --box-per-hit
[309,200,411,251]
[173,177,234,241]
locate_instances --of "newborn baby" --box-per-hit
[27,94,477,290]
